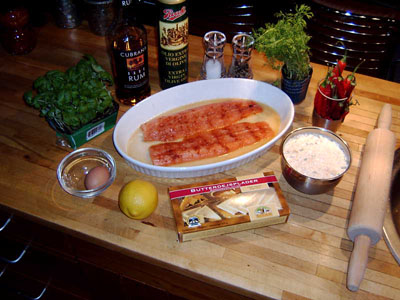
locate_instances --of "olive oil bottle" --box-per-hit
[157,0,188,89]
[107,0,151,105]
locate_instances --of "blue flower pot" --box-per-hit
[281,67,313,104]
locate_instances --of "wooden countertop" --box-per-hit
[1,21,400,300]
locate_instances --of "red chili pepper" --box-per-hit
[329,84,342,119]
[320,80,332,97]
[314,88,322,115]
[337,58,347,76]
[315,85,327,118]
[320,82,332,119]
[314,69,332,118]
[315,86,325,117]
[332,48,348,77]
[345,81,356,98]
[342,78,353,98]
[331,76,341,99]
[337,77,346,99]
[331,98,346,120]
[344,60,364,98]
[324,76,347,120]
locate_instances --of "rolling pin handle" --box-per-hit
[347,234,371,292]
[377,104,392,129]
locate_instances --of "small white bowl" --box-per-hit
[113,78,294,178]
[57,148,116,198]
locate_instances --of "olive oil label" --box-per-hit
[112,48,149,89]
[158,0,188,88]
[159,19,188,51]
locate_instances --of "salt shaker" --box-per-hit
[228,33,254,79]
[200,31,226,80]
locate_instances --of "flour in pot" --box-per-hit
[283,132,349,179]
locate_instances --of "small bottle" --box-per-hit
[200,31,226,80]
[107,0,151,106]
[228,34,254,79]
[157,0,188,89]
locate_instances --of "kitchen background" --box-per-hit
[2,0,399,81]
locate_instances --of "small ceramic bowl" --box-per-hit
[57,148,116,198]
[280,127,351,195]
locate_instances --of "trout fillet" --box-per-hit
[141,100,263,142]
[149,122,274,166]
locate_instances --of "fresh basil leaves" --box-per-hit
[24,54,115,133]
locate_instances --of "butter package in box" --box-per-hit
[169,172,290,242]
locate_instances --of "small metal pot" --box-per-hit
[280,126,352,195]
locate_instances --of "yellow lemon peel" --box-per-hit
[119,180,158,220]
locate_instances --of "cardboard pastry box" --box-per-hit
[169,172,290,242]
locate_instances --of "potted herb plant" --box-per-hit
[24,54,119,149]
[253,4,313,103]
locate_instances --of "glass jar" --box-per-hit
[84,0,115,36]
[312,79,351,132]
[0,4,37,55]
[200,31,226,80]
[54,0,82,29]
[228,33,254,79]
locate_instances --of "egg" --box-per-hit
[85,165,110,190]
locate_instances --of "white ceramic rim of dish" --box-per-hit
[113,78,295,178]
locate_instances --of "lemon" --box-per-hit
[118,180,158,220]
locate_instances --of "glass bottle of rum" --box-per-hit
[107,0,151,106]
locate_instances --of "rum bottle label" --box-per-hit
[158,0,188,89]
[112,47,149,89]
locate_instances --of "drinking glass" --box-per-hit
[312,80,351,132]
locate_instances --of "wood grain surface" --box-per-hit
[0,21,399,300]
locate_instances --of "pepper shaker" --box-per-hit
[228,33,254,79]
[200,31,226,80]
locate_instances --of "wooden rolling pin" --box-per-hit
[347,104,396,291]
